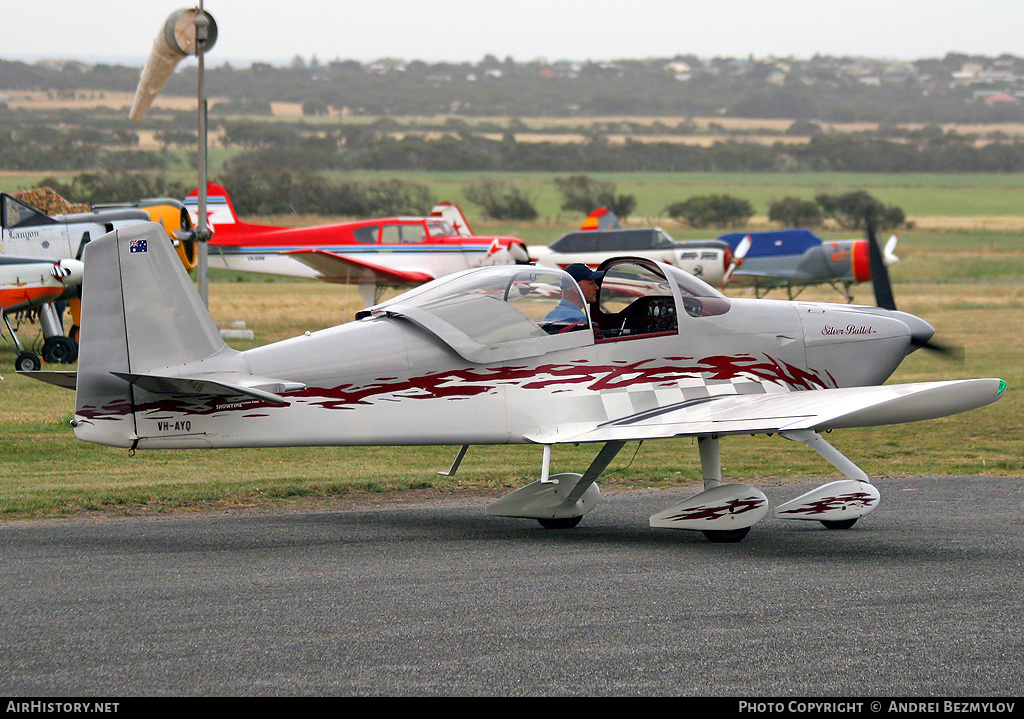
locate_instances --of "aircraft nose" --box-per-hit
[52,259,85,285]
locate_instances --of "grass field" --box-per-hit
[305,171,1024,232]
[1,210,1021,520]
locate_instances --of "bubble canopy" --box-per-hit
[359,258,729,363]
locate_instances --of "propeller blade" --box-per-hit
[869,219,964,361]
[883,234,899,266]
[912,337,966,363]
[722,234,752,286]
[867,216,897,311]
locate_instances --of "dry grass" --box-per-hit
[0,90,217,112]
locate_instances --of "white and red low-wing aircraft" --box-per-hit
[1,256,83,370]
[28,221,1005,542]
[1,191,199,368]
[184,184,530,305]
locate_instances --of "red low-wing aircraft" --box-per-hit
[184,184,530,304]
[24,219,1005,543]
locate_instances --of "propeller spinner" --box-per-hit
[722,234,752,287]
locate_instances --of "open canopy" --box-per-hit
[360,258,730,363]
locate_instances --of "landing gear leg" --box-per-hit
[4,312,42,371]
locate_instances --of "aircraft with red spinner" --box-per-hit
[23,215,1005,543]
[532,209,898,300]
[719,228,900,301]
[184,183,531,305]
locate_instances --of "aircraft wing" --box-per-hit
[531,379,1004,444]
[281,249,435,286]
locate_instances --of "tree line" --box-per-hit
[217,130,1024,173]
[6,120,1024,175]
[34,168,905,231]
[3,53,1022,124]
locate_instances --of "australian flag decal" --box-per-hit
[129,239,148,253]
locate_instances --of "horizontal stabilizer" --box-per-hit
[16,370,78,389]
[112,371,305,405]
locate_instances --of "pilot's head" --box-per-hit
[564,263,603,303]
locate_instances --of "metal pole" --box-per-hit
[196,2,210,306]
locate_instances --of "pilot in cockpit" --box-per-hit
[542,263,603,330]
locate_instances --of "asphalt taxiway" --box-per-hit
[2,476,1022,696]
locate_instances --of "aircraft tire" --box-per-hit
[42,336,79,365]
[537,516,583,529]
[15,352,42,372]
[821,518,858,530]
[702,527,751,543]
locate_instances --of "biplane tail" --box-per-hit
[72,222,231,447]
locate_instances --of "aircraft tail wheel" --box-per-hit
[15,351,42,372]
[702,527,751,543]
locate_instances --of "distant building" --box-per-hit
[984,92,1020,106]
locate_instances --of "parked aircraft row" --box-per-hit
[182,186,893,303]
[0,191,195,370]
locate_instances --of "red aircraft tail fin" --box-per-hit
[430,202,474,237]
[184,182,245,235]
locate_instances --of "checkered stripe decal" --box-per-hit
[599,377,785,422]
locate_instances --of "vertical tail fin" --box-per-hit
[429,201,475,236]
[183,181,241,235]
[73,222,227,447]
[581,208,620,231]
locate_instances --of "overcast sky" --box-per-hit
[3,0,1021,67]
